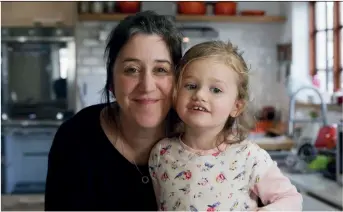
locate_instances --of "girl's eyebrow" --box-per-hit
[208,77,225,84]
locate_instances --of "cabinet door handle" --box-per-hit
[23,152,49,157]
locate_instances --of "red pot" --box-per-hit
[117,1,140,14]
[214,2,237,15]
[315,125,337,149]
[178,2,206,15]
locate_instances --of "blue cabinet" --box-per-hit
[3,127,57,194]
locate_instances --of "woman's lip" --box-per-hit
[134,99,159,104]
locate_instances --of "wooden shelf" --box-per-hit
[176,15,286,23]
[78,13,286,23]
[295,102,342,113]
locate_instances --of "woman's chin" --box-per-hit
[135,115,164,129]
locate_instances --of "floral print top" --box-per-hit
[148,137,303,211]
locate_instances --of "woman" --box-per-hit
[44,11,182,211]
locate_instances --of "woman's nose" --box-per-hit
[138,72,156,93]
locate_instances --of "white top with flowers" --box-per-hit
[148,136,278,211]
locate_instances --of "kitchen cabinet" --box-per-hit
[3,127,57,194]
[1,2,77,27]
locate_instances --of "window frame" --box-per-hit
[309,2,342,93]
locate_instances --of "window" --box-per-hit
[309,2,342,96]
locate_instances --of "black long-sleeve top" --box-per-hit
[44,103,157,211]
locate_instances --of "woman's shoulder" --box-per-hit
[71,103,107,123]
[61,103,105,128]
[54,103,107,143]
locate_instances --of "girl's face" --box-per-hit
[175,58,243,131]
[113,34,174,128]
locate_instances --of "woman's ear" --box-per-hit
[229,99,245,118]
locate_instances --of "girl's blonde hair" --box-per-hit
[174,40,254,144]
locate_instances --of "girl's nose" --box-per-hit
[192,87,207,102]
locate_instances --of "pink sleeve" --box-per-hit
[251,164,303,211]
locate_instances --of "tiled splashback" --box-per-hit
[75,21,289,117]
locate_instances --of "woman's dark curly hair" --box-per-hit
[102,11,183,136]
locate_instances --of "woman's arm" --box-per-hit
[251,163,303,211]
[44,122,80,211]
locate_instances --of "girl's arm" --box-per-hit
[251,163,303,211]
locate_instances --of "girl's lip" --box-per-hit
[187,104,209,112]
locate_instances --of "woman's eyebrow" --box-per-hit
[121,57,140,63]
[155,59,171,65]
[121,58,171,65]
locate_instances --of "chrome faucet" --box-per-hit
[288,86,328,137]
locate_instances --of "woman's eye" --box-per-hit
[155,67,169,75]
[184,83,197,90]
[124,67,138,74]
[210,87,222,94]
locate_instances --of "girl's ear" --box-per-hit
[230,99,245,117]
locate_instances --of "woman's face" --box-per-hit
[113,34,174,128]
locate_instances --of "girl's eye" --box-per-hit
[184,83,197,90]
[210,87,222,94]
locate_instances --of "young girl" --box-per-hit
[149,41,302,211]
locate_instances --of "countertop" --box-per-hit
[301,193,339,211]
[1,193,339,211]
[282,170,343,210]
[2,170,342,211]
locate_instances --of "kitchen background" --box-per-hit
[1,1,342,211]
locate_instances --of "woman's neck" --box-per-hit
[182,126,223,150]
[118,112,165,164]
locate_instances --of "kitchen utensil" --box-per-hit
[285,154,312,173]
[91,2,104,14]
[277,44,292,83]
[298,143,317,163]
[315,125,337,149]
[104,1,116,13]
[117,1,140,14]
[308,155,331,171]
[178,2,206,15]
[78,2,90,14]
[214,2,237,15]
[253,120,273,133]
[261,106,276,120]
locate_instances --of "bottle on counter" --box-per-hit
[78,2,90,14]
[91,1,104,14]
[104,2,116,13]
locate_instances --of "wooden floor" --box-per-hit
[1,195,44,211]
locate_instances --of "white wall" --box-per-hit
[75,2,290,112]
[74,2,342,124]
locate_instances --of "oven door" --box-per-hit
[1,40,75,119]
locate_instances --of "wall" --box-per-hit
[75,2,291,116]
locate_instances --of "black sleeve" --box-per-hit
[44,121,81,211]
